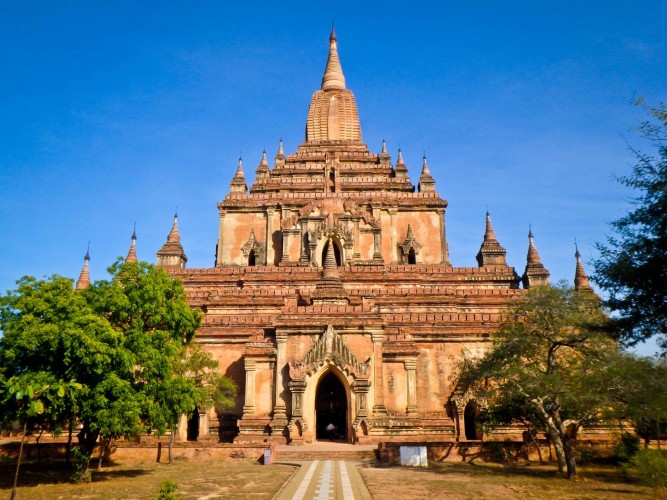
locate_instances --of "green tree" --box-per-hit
[81,260,202,470]
[457,283,615,479]
[594,101,667,352]
[604,353,667,448]
[0,275,120,464]
[2,375,81,500]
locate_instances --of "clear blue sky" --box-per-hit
[1,2,665,353]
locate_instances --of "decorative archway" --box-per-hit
[315,370,348,440]
[399,225,422,264]
[287,325,371,444]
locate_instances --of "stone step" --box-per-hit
[275,449,378,461]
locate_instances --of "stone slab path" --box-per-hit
[274,460,372,500]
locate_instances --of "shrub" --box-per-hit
[156,479,179,500]
[612,432,640,463]
[627,449,667,488]
[70,448,91,483]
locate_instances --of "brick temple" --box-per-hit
[79,28,592,445]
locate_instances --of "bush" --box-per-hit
[70,447,91,483]
[156,479,179,500]
[612,432,640,463]
[626,449,667,488]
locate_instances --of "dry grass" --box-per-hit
[358,461,663,499]
[0,458,295,499]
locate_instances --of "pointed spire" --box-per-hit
[379,139,391,164]
[125,226,138,263]
[476,211,506,266]
[484,211,497,241]
[255,149,270,178]
[321,26,346,91]
[522,227,550,288]
[418,153,436,192]
[394,148,408,178]
[167,212,181,243]
[322,239,340,280]
[76,243,91,290]
[157,214,187,269]
[527,228,542,264]
[574,243,593,291]
[229,156,248,193]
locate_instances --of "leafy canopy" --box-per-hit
[594,101,667,351]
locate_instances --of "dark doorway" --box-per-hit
[321,240,341,266]
[408,248,416,264]
[187,411,199,441]
[248,250,256,266]
[464,401,482,440]
[315,372,347,441]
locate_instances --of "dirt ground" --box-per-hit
[358,461,662,499]
[1,456,663,499]
[0,458,296,499]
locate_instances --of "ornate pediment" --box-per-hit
[399,224,422,263]
[289,324,370,380]
[241,229,264,262]
[309,214,354,247]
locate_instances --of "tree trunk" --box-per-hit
[97,438,108,470]
[169,431,175,465]
[547,425,567,474]
[562,434,578,479]
[65,419,74,465]
[657,421,662,450]
[553,413,577,480]
[530,399,566,474]
[529,431,544,464]
[36,429,43,464]
[156,441,162,463]
[76,425,99,482]
[11,421,28,500]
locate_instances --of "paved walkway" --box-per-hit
[274,460,372,500]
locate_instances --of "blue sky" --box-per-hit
[1,2,665,354]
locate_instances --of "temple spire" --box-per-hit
[527,228,541,264]
[476,211,506,266]
[321,26,346,91]
[394,148,408,178]
[418,154,435,192]
[574,244,593,291]
[484,211,497,241]
[125,226,138,263]
[76,243,91,290]
[255,149,270,179]
[157,213,187,269]
[230,156,248,193]
[522,227,550,288]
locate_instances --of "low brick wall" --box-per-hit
[0,438,275,464]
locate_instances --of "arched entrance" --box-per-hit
[315,371,347,441]
[187,411,199,441]
[464,400,482,440]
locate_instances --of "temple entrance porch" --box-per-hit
[315,371,348,441]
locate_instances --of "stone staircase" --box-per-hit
[274,443,378,462]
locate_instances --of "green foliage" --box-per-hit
[156,479,179,500]
[594,101,667,351]
[457,282,616,479]
[70,446,91,483]
[612,433,641,463]
[0,262,235,466]
[626,449,667,488]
